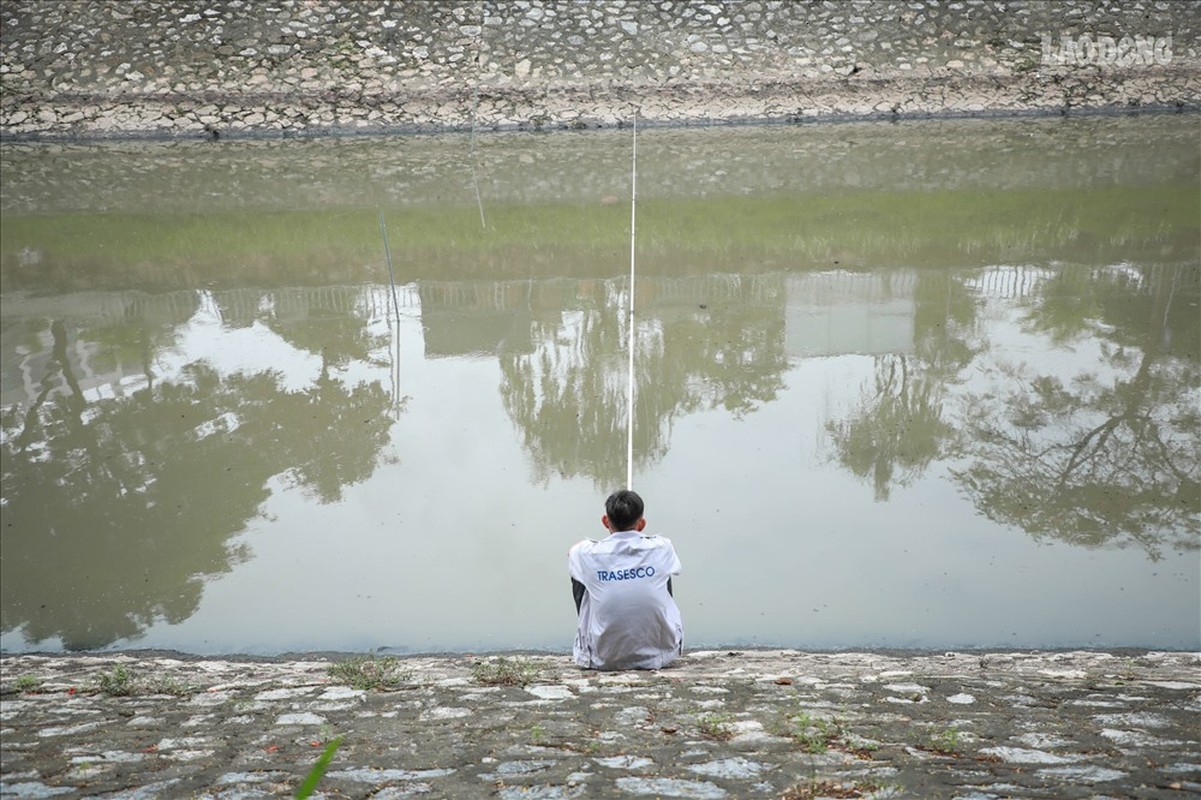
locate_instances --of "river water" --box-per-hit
[1,114,1198,655]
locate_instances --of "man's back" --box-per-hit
[568,530,683,670]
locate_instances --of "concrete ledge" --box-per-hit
[2,649,1199,797]
[4,68,1201,142]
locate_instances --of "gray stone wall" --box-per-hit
[1,0,1199,139]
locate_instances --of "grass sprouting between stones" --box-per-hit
[924,726,962,755]
[327,655,411,690]
[94,664,195,697]
[696,711,735,740]
[780,778,886,799]
[772,710,847,754]
[470,656,542,687]
[96,665,136,696]
[9,675,41,693]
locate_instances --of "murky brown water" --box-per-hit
[1,115,1198,654]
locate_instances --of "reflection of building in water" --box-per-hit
[783,265,1093,359]
[415,271,923,360]
[2,272,1070,412]
[0,290,197,409]
[2,270,1069,413]
[784,271,917,358]
[417,281,542,359]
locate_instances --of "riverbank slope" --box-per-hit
[2,0,1199,139]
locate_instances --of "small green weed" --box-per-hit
[771,706,870,757]
[781,778,884,799]
[141,676,196,696]
[840,733,880,759]
[926,726,961,755]
[12,675,41,693]
[565,738,601,755]
[328,656,410,690]
[470,656,542,687]
[530,723,547,744]
[696,711,735,740]
[791,712,843,754]
[96,664,136,696]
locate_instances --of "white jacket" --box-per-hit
[568,531,683,670]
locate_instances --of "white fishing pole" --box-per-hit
[625,114,638,491]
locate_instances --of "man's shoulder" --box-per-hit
[571,534,677,555]
[569,538,601,555]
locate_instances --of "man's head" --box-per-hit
[603,489,646,533]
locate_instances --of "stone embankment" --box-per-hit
[2,649,1199,798]
[1,0,1199,140]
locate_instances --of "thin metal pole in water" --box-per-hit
[625,114,638,491]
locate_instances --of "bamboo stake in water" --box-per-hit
[378,212,402,325]
[469,9,487,231]
[626,115,638,491]
[379,211,403,418]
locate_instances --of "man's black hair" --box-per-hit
[605,489,644,531]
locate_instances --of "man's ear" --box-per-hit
[635,518,647,532]
[601,514,612,532]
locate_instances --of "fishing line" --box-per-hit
[625,114,638,491]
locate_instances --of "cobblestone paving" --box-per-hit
[1,1,1199,138]
[1,649,1198,798]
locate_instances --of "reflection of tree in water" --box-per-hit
[499,277,787,488]
[827,271,980,500]
[662,291,788,419]
[262,296,380,376]
[274,370,394,503]
[952,265,1200,560]
[499,290,668,490]
[828,355,955,501]
[264,296,400,501]
[0,313,394,650]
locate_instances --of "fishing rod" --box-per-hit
[625,114,637,491]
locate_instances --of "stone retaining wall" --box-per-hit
[2,649,1199,798]
[1,0,1200,139]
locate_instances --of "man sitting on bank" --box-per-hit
[568,490,684,670]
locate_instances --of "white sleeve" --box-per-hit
[661,537,682,575]
[567,540,591,582]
